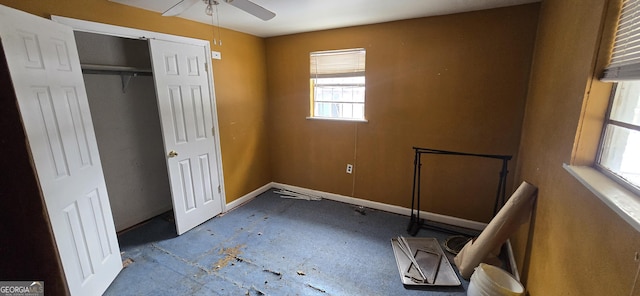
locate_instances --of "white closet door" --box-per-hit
[0,5,121,295]
[149,39,223,235]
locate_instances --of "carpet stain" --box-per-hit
[214,244,245,270]
[307,284,326,293]
[151,243,210,274]
[122,258,134,268]
[263,269,282,277]
[245,287,266,296]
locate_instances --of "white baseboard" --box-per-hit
[226,182,487,231]
[224,182,275,212]
[272,182,487,231]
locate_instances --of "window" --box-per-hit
[599,0,640,194]
[598,82,640,191]
[309,48,366,120]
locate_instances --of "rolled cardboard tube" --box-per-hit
[454,181,537,279]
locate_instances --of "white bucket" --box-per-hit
[467,263,524,296]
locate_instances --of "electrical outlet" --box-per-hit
[346,164,353,174]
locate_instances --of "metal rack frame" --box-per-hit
[407,147,512,236]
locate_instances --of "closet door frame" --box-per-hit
[51,16,228,217]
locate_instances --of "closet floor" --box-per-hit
[105,188,470,295]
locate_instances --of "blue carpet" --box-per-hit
[105,189,470,295]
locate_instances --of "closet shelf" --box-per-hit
[81,64,152,93]
[81,63,152,76]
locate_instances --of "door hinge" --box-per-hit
[204,63,209,73]
[218,185,221,193]
[212,127,215,136]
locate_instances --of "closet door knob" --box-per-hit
[168,150,179,158]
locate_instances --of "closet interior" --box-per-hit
[75,31,173,232]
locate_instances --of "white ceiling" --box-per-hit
[110,0,540,38]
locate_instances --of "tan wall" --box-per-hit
[7,0,639,294]
[266,4,540,223]
[0,0,272,203]
[512,0,640,295]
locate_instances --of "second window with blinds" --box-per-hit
[598,0,640,195]
[309,48,366,121]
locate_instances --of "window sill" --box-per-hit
[563,164,640,232]
[306,116,368,123]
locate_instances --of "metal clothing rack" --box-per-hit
[407,147,512,236]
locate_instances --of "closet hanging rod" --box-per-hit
[81,64,152,93]
[81,63,152,76]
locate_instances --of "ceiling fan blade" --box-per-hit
[162,0,201,16]
[225,0,275,21]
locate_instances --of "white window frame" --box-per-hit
[595,82,640,196]
[308,48,367,122]
[598,0,640,196]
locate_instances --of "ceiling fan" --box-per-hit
[162,0,276,21]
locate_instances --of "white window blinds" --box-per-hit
[310,48,366,79]
[602,0,640,81]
